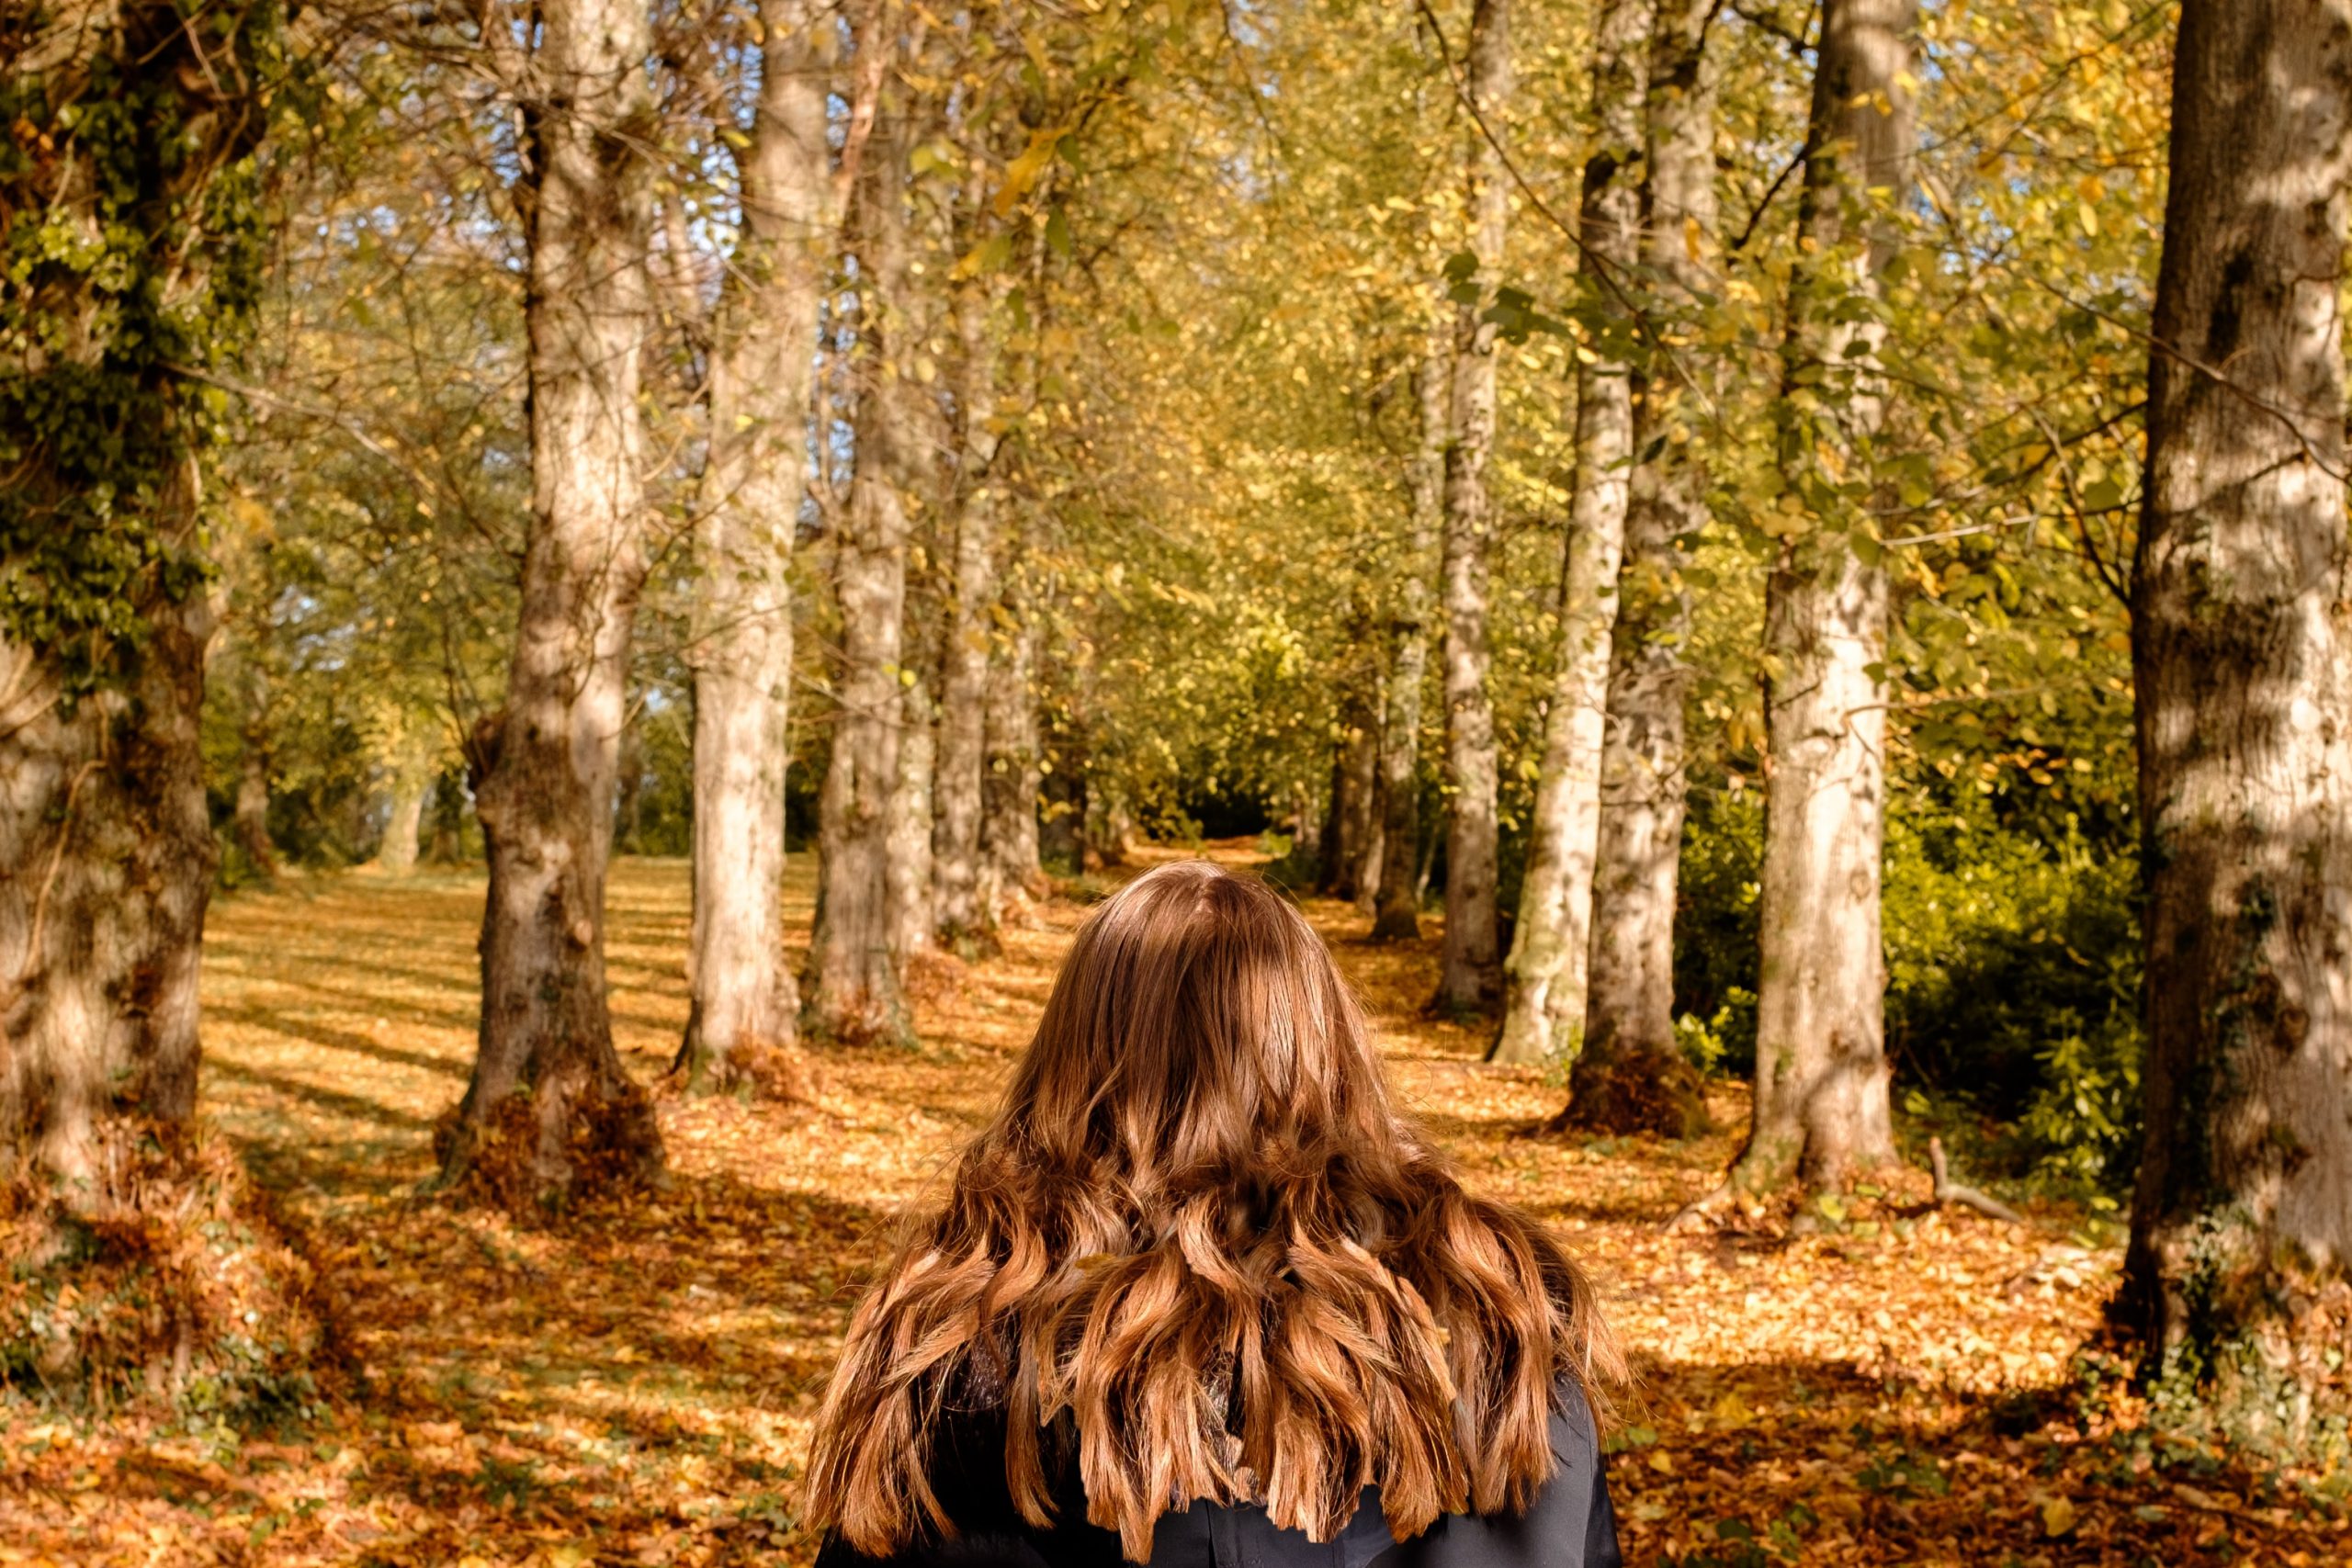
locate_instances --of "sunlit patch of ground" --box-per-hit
[0,850,2340,1566]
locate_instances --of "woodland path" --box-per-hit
[1,849,2333,1566]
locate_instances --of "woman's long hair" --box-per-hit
[804,860,1620,1562]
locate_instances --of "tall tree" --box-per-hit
[1565,0,1717,1136]
[804,70,921,1043]
[676,0,835,1092]
[932,254,1009,942]
[1371,337,1448,942]
[443,0,666,1192]
[1323,637,1382,903]
[1493,0,1652,1065]
[1729,0,1914,1194]
[978,578,1043,915]
[2119,0,2352,1418]
[1432,0,1512,1014]
[0,0,279,1382]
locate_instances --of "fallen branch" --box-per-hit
[1928,1136,2027,1226]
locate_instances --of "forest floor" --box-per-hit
[2,844,2344,1567]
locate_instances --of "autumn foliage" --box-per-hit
[0,859,2342,1566]
[0,1123,330,1418]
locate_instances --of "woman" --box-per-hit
[806,860,1623,1568]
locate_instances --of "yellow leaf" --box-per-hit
[992,126,1069,217]
[2041,1495,2078,1537]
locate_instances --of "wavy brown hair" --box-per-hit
[804,860,1619,1562]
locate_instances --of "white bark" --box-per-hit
[1569,0,1718,1137]
[451,0,665,1191]
[806,93,919,1044]
[978,581,1042,919]
[379,755,430,876]
[931,270,1005,940]
[1735,0,1915,1194]
[1434,0,1511,1015]
[1494,0,1652,1066]
[1373,336,1448,942]
[680,0,833,1091]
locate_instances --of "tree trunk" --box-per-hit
[978,575,1043,919]
[614,712,645,855]
[805,92,920,1045]
[931,271,1005,941]
[888,667,938,961]
[445,0,665,1198]
[379,754,430,876]
[2119,0,2352,1423]
[1433,0,1512,1016]
[1493,0,1651,1066]
[1730,0,1913,1196]
[1040,712,1087,875]
[677,0,832,1093]
[0,0,311,1403]
[1373,342,1447,942]
[1566,0,1718,1138]
[1,594,215,1194]
[1326,679,1380,900]
[234,728,277,884]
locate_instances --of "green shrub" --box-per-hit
[1671,786,2143,1194]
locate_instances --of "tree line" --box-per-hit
[3,0,2347,1435]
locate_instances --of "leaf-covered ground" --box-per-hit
[3,849,2343,1566]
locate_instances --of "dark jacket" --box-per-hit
[815,1380,1622,1568]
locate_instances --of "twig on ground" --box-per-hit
[1928,1135,2027,1226]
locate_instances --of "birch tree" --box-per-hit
[932,250,1009,942]
[1371,339,1448,942]
[2119,0,2352,1424]
[1432,0,1511,1014]
[1565,0,1718,1137]
[804,76,921,1044]
[1728,0,1914,1196]
[676,0,835,1093]
[1492,0,1652,1066]
[443,0,666,1193]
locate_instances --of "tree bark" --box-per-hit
[1373,341,1448,942]
[1566,0,1718,1137]
[234,718,278,884]
[445,0,665,1197]
[614,711,645,855]
[1040,708,1087,874]
[2118,0,2352,1420]
[1326,675,1381,901]
[888,667,938,961]
[805,90,920,1044]
[978,570,1043,919]
[1730,0,1913,1195]
[931,269,1006,941]
[1494,0,1652,1066]
[0,0,290,1403]
[677,0,833,1093]
[1433,0,1512,1015]
[0,597,215,1196]
[379,757,429,877]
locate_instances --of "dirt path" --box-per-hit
[1,853,2334,1566]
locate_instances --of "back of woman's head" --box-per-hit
[806,860,1619,1562]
